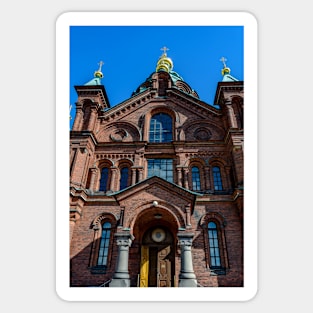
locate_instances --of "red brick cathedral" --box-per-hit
[70,50,244,287]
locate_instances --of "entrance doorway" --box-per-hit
[139,227,174,287]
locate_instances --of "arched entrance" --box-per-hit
[140,226,175,287]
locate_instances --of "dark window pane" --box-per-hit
[99,168,109,191]
[149,113,173,143]
[120,167,129,190]
[208,221,221,268]
[212,166,223,190]
[191,166,201,191]
[147,159,173,183]
[97,222,111,266]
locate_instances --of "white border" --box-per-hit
[56,11,258,302]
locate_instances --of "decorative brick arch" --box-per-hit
[208,157,231,191]
[115,159,134,191]
[127,201,186,235]
[89,212,119,268]
[97,121,141,142]
[186,158,207,192]
[198,211,229,271]
[142,106,178,141]
[199,211,227,229]
[91,212,119,230]
[183,119,225,141]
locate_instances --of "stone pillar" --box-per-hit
[89,167,98,191]
[109,231,134,287]
[204,167,211,191]
[224,166,232,190]
[177,167,183,187]
[109,167,118,192]
[226,101,238,128]
[138,167,144,182]
[183,168,189,189]
[177,232,197,287]
[69,208,81,244]
[72,105,83,131]
[131,167,137,185]
[185,205,191,228]
[87,107,97,131]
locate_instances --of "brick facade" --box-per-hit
[70,54,244,287]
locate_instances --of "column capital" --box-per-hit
[177,232,194,246]
[114,231,134,247]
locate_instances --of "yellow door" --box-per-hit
[139,246,149,287]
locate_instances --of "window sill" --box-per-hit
[209,267,227,276]
[89,266,107,274]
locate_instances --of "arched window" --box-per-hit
[97,222,111,267]
[119,167,129,190]
[99,167,109,191]
[212,166,223,191]
[149,113,173,143]
[191,166,201,191]
[208,221,221,268]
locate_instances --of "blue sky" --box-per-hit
[69,26,243,129]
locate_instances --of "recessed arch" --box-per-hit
[97,121,141,142]
[183,119,225,141]
[199,211,227,229]
[128,201,185,237]
[143,106,178,141]
[89,212,118,269]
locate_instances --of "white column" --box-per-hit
[109,231,134,287]
[177,232,197,287]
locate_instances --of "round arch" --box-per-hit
[142,106,178,142]
[199,211,227,229]
[127,201,186,238]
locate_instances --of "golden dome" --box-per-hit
[220,57,231,76]
[221,67,231,76]
[156,46,173,73]
[94,61,104,78]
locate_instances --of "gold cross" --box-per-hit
[160,46,169,55]
[220,57,227,68]
[97,60,104,72]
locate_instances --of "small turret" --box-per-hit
[72,61,110,131]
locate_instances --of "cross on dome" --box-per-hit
[220,57,227,68]
[156,47,173,72]
[220,56,232,76]
[97,60,104,72]
[160,46,169,55]
[94,60,104,78]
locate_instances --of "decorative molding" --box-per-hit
[95,153,135,161]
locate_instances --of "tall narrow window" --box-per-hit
[147,159,173,183]
[97,222,111,267]
[212,166,223,191]
[99,167,109,192]
[149,113,173,143]
[208,222,221,267]
[119,167,129,190]
[191,166,201,191]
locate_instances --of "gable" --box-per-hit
[112,176,200,213]
[95,88,225,143]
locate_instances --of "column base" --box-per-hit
[109,278,131,287]
[178,278,198,287]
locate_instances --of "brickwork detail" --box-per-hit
[70,67,244,287]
